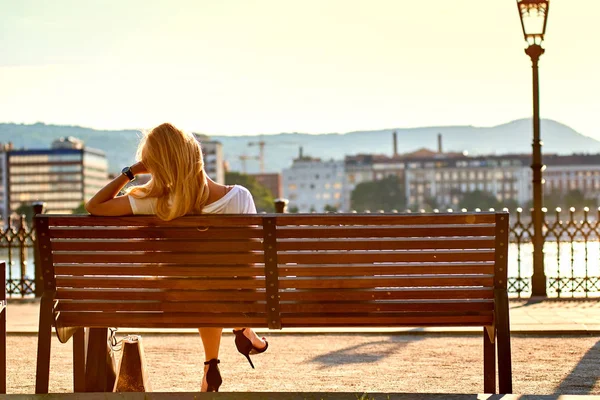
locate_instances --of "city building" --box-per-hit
[0,137,108,220]
[194,134,224,184]
[544,154,600,199]
[251,173,282,199]
[283,152,344,212]
[403,155,531,209]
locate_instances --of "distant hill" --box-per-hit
[2,119,599,174]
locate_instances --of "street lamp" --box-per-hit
[517,0,550,296]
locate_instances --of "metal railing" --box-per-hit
[3,202,600,298]
[2,203,43,298]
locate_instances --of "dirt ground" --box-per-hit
[5,333,599,395]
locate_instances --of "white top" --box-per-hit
[128,185,257,215]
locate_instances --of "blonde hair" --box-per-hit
[127,123,210,221]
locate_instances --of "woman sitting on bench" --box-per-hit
[85,122,268,392]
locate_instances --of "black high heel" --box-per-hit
[203,359,222,392]
[233,328,268,369]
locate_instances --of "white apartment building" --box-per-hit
[404,156,531,208]
[194,134,224,184]
[341,151,600,211]
[544,154,600,200]
[283,157,344,212]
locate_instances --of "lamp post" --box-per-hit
[517,0,550,296]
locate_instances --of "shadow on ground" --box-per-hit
[554,338,600,394]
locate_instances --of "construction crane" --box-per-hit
[238,154,260,174]
[247,141,266,173]
[247,140,299,173]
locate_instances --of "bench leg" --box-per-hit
[73,328,87,392]
[35,295,54,394]
[1,305,6,394]
[85,328,113,392]
[483,327,496,394]
[495,290,513,394]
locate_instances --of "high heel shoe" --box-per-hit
[202,359,222,392]
[233,328,268,369]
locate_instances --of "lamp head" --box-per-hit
[517,0,549,46]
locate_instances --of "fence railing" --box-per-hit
[3,203,600,298]
[1,212,37,298]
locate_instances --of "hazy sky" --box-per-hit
[1,0,599,138]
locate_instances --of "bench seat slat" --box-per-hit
[278,264,494,276]
[278,288,494,301]
[56,301,266,313]
[276,226,496,239]
[49,227,264,240]
[280,315,494,327]
[279,301,493,313]
[57,312,268,328]
[55,265,265,277]
[52,253,264,264]
[51,240,263,252]
[277,251,494,264]
[275,214,496,226]
[278,238,495,251]
[56,312,492,328]
[56,277,265,290]
[56,289,265,301]
[278,276,494,289]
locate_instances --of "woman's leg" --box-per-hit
[199,328,223,361]
[199,328,223,391]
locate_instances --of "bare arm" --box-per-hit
[85,162,148,216]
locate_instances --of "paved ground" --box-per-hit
[6,297,600,334]
[3,298,599,396]
[4,333,600,395]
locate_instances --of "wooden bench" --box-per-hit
[34,212,512,394]
[1,261,6,394]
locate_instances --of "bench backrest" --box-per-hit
[35,212,509,330]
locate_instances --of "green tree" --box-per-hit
[72,202,88,214]
[225,172,275,212]
[563,189,597,209]
[351,175,406,212]
[500,198,520,212]
[458,190,500,211]
[14,203,34,223]
[323,204,338,213]
[288,205,299,213]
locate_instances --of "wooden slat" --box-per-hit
[45,215,264,228]
[52,252,264,264]
[51,240,263,252]
[278,288,493,301]
[57,313,268,328]
[276,225,496,239]
[56,301,266,313]
[56,277,265,290]
[277,251,494,264]
[56,289,265,302]
[275,213,497,226]
[278,264,494,277]
[277,237,495,251]
[279,301,493,313]
[278,276,494,289]
[278,288,494,301]
[280,314,493,327]
[55,265,265,277]
[49,227,263,240]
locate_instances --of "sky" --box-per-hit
[0,0,599,138]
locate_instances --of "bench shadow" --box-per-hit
[509,297,545,309]
[554,338,600,394]
[308,329,427,369]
